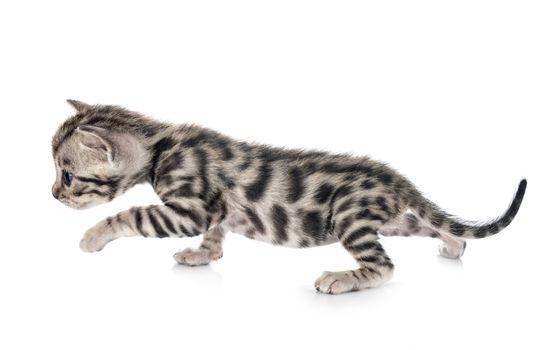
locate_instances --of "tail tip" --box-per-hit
[518,179,528,198]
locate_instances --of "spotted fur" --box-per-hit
[52,100,527,294]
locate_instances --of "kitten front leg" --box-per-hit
[174,225,225,266]
[80,220,122,252]
[80,204,207,252]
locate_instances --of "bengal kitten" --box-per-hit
[51,100,527,294]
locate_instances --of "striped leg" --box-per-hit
[315,221,394,294]
[379,213,439,238]
[379,213,466,259]
[79,204,206,252]
[174,225,225,266]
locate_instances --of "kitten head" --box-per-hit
[51,100,148,209]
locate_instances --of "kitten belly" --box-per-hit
[220,209,338,248]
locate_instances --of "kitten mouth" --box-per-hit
[58,197,86,209]
[74,200,102,210]
[58,196,104,210]
[75,202,95,210]
[71,201,93,210]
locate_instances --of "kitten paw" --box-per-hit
[79,228,110,252]
[173,248,223,266]
[314,271,359,294]
[438,241,466,259]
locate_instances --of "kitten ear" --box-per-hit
[76,125,116,165]
[67,99,91,112]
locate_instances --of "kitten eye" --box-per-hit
[62,170,74,187]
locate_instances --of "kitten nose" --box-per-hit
[52,187,60,199]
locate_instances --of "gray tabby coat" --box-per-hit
[51,100,527,294]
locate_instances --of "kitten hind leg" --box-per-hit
[378,212,439,238]
[437,232,466,259]
[315,220,394,294]
[378,213,466,259]
[174,226,225,266]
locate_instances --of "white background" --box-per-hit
[0,1,545,349]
